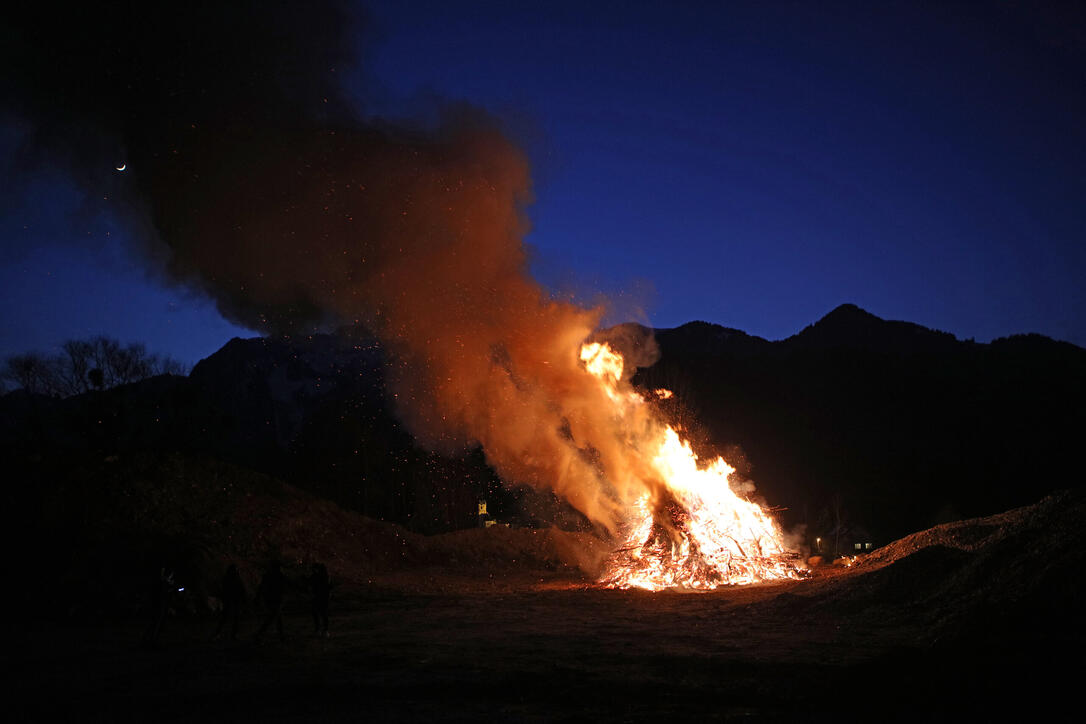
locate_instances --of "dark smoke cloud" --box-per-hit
[3,0,360,319]
[3,1,667,529]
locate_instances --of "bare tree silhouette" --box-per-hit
[2,336,187,396]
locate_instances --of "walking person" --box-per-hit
[142,564,178,649]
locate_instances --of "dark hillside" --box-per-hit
[0,334,515,534]
[4,306,1082,545]
[634,304,1085,544]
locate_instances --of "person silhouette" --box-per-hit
[213,564,245,641]
[254,560,286,642]
[308,563,331,638]
[142,564,177,649]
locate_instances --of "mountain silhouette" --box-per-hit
[635,304,1085,542]
[3,305,1082,545]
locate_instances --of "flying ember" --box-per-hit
[580,342,804,590]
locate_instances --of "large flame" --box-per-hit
[580,342,803,590]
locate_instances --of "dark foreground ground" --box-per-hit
[11,490,1084,722]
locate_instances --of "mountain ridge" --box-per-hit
[4,304,1082,545]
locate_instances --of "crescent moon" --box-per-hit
[115,164,126,171]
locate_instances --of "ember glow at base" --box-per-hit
[581,342,803,590]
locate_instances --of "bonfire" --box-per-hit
[580,342,804,590]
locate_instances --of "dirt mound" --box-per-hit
[819,489,1086,646]
[424,526,607,573]
[15,451,611,616]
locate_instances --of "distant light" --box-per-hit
[115,163,126,171]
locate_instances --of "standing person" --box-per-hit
[142,564,177,649]
[254,560,286,642]
[213,563,245,641]
[308,563,331,638]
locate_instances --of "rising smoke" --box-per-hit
[2,1,671,530]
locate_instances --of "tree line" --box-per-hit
[2,336,187,397]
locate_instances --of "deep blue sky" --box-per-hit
[3,0,1084,366]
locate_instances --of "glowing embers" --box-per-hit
[580,342,803,591]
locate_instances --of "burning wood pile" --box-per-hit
[579,342,804,590]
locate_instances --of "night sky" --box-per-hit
[2,1,1084,367]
